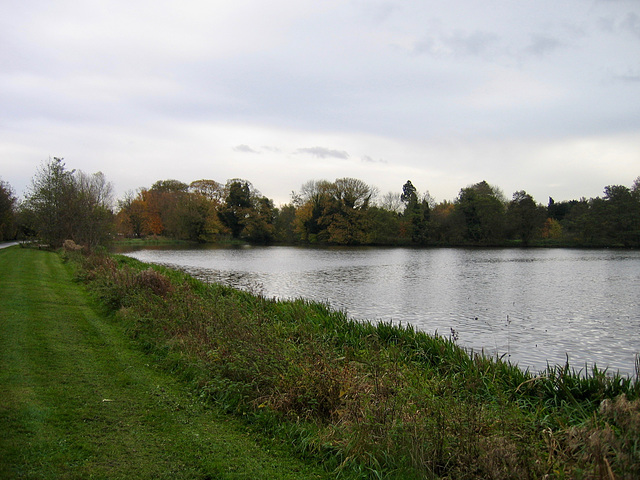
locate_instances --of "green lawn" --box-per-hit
[0,246,326,479]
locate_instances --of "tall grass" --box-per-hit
[69,249,640,479]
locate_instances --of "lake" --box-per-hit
[121,245,640,377]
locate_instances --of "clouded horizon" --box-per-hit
[1,0,639,206]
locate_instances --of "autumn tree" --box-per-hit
[325,178,375,244]
[294,180,333,243]
[147,179,189,237]
[189,179,225,206]
[243,196,276,244]
[541,218,563,240]
[116,190,147,238]
[430,201,456,244]
[182,180,226,242]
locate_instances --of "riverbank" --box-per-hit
[0,246,328,479]
[4,246,639,478]
[64,247,639,478]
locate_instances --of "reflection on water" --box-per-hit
[121,245,640,376]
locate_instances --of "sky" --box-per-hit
[1,0,639,207]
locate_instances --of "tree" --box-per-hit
[400,181,433,245]
[365,206,404,245]
[243,196,276,244]
[22,157,114,248]
[294,180,333,243]
[561,198,591,244]
[541,218,563,240]
[325,178,375,245]
[379,191,403,214]
[506,191,546,245]
[0,178,17,241]
[632,176,640,198]
[400,180,417,205]
[150,179,189,193]
[74,171,115,248]
[23,157,78,247]
[411,198,431,245]
[601,184,640,247]
[430,201,456,244]
[452,181,507,244]
[273,204,298,244]
[219,179,253,238]
[547,197,574,221]
[292,178,376,245]
[116,190,146,238]
[189,179,224,205]
[178,191,225,242]
[148,180,190,238]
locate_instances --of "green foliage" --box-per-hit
[72,250,640,479]
[0,177,17,240]
[452,180,507,244]
[506,191,547,245]
[21,157,115,249]
[293,178,377,245]
[16,154,640,249]
[216,179,275,243]
[110,174,640,248]
[21,157,77,246]
[151,178,189,193]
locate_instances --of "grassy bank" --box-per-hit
[110,236,195,247]
[0,246,328,479]
[60,248,640,479]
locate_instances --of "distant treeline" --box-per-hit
[2,157,639,248]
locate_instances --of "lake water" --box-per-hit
[121,246,640,377]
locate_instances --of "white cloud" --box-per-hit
[295,147,350,160]
[234,145,260,154]
[0,0,638,208]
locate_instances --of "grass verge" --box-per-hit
[0,246,328,479]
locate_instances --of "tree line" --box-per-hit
[2,157,639,248]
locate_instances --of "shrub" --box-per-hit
[63,239,84,251]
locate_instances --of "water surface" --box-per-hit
[122,246,640,376]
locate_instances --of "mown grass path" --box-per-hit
[0,247,326,479]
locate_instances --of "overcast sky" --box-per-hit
[1,0,639,206]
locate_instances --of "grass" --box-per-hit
[110,236,194,246]
[4,246,640,479]
[0,246,328,479]
[61,248,640,479]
